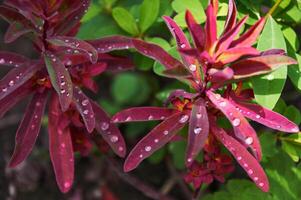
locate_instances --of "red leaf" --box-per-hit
[216,47,260,65]
[99,54,134,72]
[92,101,126,157]
[185,10,205,51]
[205,4,217,50]
[132,39,183,70]
[48,93,74,193]
[111,107,175,123]
[0,51,29,67]
[88,36,134,53]
[4,22,32,43]
[211,122,269,192]
[207,91,262,160]
[47,36,98,64]
[73,86,95,133]
[223,0,237,34]
[230,18,265,48]
[9,91,48,167]
[44,52,73,112]
[186,99,209,166]
[124,111,187,172]
[231,55,297,79]
[229,98,299,133]
[164,89,198,106]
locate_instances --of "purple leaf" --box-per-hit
[229,98,299,133]
[73,86,95,133]
[47,36,98,63]
[9,91,48,167]
[124,111,187,172]
[206,90,262,160]
[91,101,126,157]
[185,10,205,51]
[88,36,134,53]
[44,52,73,112]
[4,22,32,43]
[186,98,209,166]
[0,51,29,67]
[112,107,175,123]
[0,5,34,29]
[230,18,265,48]
[98,54,134,72]
[231,55,297,79]
[0,62,39,101]
[48,93,74,193]
[132,39,183,70]
[211,122,269,192]
[208,67,234,88]
[223,0,237,34]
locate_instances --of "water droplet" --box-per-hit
[125,116,132,121]
[101,122,109,131]
[187,158,193,163]
[291,127,299,132]
[83,110,89,115]
[160,116,165,120]
[64,182,71,188]
[34,115,38,119]
[276,125,281,129]
[180,44,186,48]
[110,135,118,143]
[118,147,124,151]
[237,156,242,160]
[215,94,221,99]
[189,64,197,72]
[196,113,202,119]
[113,118,119,123]
[219,101,227,107]
[179,115,189,123]
[31,125,35,129]
[8,80,14,86]
[139,154,143,158]
[245,137,253,145]
[145,146,152,152]
[154,139,159,143]
[2,88,7,92]
[163,130,169,135]
[65,39,69,43]
[254,177,259,181]
[255,115,260,119]
[259,183,264,187]
[148,115,154,120]
[61,143,66,148]
[81,99,89,106]
[52,58,56,62]
[0,59,5,64]
[194,127,202,134]
[36,102,41,107]
[61,89,66,94]
[248,169,253,174]
[243,163,248,167]
[232,118,241,127]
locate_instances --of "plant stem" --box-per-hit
[266,0,283,17]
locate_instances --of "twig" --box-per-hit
[266,0,283,16]
[106,157,175,200]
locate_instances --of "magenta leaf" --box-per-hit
[211,122,269,192]
[88,36,134,53]
[186,98,209,166]
[73,86,95,133]
[98,54,134,72]
[207,90,262,160]
[229,98,299,133]
[216,47,260,65]
[208,67,234,88]
[0,51,29,67]
[164,89,197,106]
[112,107,175,123]
[132,39,183,70]
[44,52,73,112]
[91,101,126,157]
[0,62,39,101]
[230,18,265,48]
[48,93,74,193]
[205,4,217,50]
[4,22,32,43]
[185,10,205,51]
[47,36,98,64]
[9,91,48,167]
[124,111,187,172]
[231,55,297,79]
[223,0,237,34]
[0,5,34,29]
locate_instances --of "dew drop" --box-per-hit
[291,127,299,132]
[179,115,189,123]
[180,44,186,48]
[83,110,89,115]
[125,116,132,121]
[196,113,202,119]
[110,135,118,143]
[237,156,242,161]
[9,80,14,86]
[254,177,259,181]
[160,116,165,120]
[154,139,159,143]
[189,64,197,72]
[34,115,38,119]
[118,147,124,151]
[52,58,56,62]
[215,94,221,99]
[145,146,152,152]
[259,183,264,187]
[0,59,5,64]
[194,127,202,134]
[61,89,66,94]
[2,88,7,92]
[248,169,253,174]
[219,101,227,107]
[81,99,89,106]
[187,158,193,163]
[245,137,253,145]
[61,143,66,148]
[255,115,260,119]
[139,154,143,158]
[148,115,154,120]
[232,118,241,127]
[113,118,119,123]
[64,182,71,188]
[163,130,169,135]
[101,122,109,131]
[61,81,66,86]
[243,163,248,167]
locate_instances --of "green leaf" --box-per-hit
[81,3,100,23]
[282,141,300,162]
[139,0,160,33]
[112,7,139,35]
[283,105,301,125]
[288,53,301,91]
[283,27,300,51]
[168,140,186,169]
[251,16,287,109]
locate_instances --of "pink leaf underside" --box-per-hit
[205,4,217,50]
[44,52,73,112]
[88,35,134,53]
[163,16,197,71]
[0,62,40,101]
[9,91,48,167]
[223,0,237,34]
[231,55,297,79]
[208,67,234,85]
[185,10,205,51]
[211,121,269,192]
[261,49,286,56]
[91,101,126,157]
[216,47,260,65]
[215,16,248,55]
[164,89,198,106]
[132,39,183,70]
[98,54,134,72]
[47,36,98,63]
[206,90,262,160]
[4,22,32,43]
[124,111,187,172]
[111,107,175,123]
[230,18,265,48]
[73,86,95,133]
[48,93,74,193]
[0,81,32,118]
[229,97,299,133]
[0,51,29,67]
[186,98,209,166]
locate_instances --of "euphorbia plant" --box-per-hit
[0,0,134,193]
[112,0,299,192]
